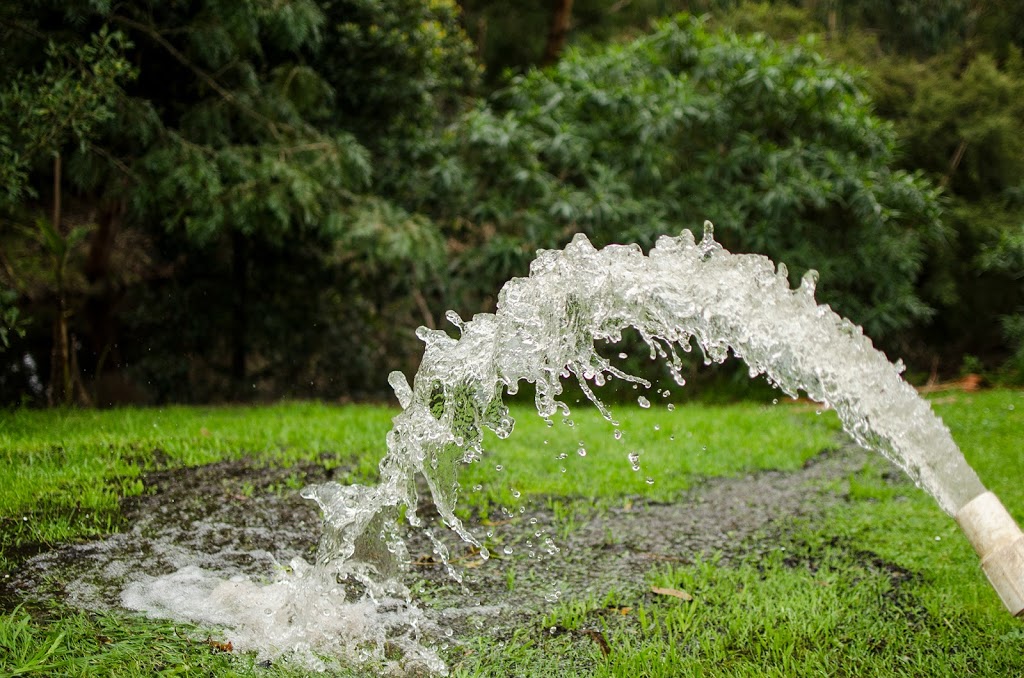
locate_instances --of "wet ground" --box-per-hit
[6,440,889,643]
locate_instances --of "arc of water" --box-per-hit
[306,224,1023,616]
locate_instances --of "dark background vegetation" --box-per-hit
[1,0,1021,407]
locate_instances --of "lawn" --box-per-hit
[0,390,1021,676]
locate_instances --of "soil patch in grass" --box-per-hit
[406,444,881,633]
[5,458,332,610]
[5,442,892,636]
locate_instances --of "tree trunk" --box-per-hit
[231,231,248,398]
[85,201,124,364]
[541,0,575,67]
[48,153,71,406]
[49,293,71,406]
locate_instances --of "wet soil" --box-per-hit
[5,441,894,640]
[404,443,886,632]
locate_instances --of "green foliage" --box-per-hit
[445,16,944,340]
[791,21,1024,375]
[0,27,134,206]
[318,0,479,139]
[1,0,1020,401]
[0,287,27,350]
[888,52,1024,200]
[999,313,1024,383]
[0,0,479,404]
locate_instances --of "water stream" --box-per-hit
[124,225,987,673]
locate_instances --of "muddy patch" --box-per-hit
[403,444,883,628]
[5,443,901,662]
[7,459,333,609]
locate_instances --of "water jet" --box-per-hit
[128,224,1023,671]
[310,223,1023,612]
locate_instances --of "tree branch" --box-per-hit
[940,139,968,188]
[111,13,283,140]
[87,141,141,183]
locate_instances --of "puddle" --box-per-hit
[4,442,892,668]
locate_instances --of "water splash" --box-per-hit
[130,224,987,671]
[311,224,981,570]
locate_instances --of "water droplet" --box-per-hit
[618,352,628,359]
[556,452,568,460]
[662,390,670,398]
[445,628,454,637]
[637,396,651,408]
[613,429,623,440]
[474,484,482,491]
[772,398,778,405]
[667,403,675,411]
[701,445,707,451]
[503,546,513,555]
[511,488,521,499]
[560,467,567,473]
[549,626,558,634]
[653,424,660,431]
[496,464,504,471]
[645,477,655,485]
[577,447,587,457]
[669,435,675,441]
[800,269,819,296]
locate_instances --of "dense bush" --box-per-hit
[441,16,945,347]
[2,2,1021,405]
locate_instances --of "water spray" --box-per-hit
[126,224,1022,672]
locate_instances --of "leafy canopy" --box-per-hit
[446,16,944,340]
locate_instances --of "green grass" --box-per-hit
[466,400,840,507]
[1,390,1022,676]
[452,389,1024,676]
[0,402,395,569]
[451,546,1024,677]
[0,399,840,572]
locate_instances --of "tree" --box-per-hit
[0,0,479,404]
[0,26,134,403]
[442,16,945,348]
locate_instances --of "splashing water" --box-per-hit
[131,224,986,671]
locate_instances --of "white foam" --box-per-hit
[121,560,446,674]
